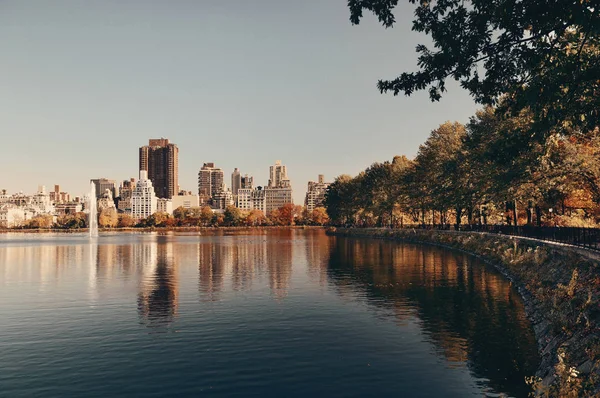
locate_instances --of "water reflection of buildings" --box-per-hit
[196,231,293,301]
[137,238,178,329]
[326,237,539,398]
[198,242,226,302]
[304,230,332,286]
[266,231,293,299]
[0,242,86,287]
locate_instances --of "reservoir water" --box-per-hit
[0,229,539,397]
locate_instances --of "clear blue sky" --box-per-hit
[0,0,478,203]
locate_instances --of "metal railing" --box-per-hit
[405,224,600,251]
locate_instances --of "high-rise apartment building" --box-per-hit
[268,160,291,188]
[237,187,266,214]
[91,178,117,199]
[139,138,179,199]
[241,175,254,189]
[198,162,225,206]
[131,171,157,220]
[50,185,60,203]
[213,190,234,210]
[304,174,330,212]
[49,185,71,204]
[117,178,136,212]
[265,187,293,214]
[172,193,200,210]
[265,160,293,213]
[231,168,241,196]
[97,189,116,212]
[32,186,54,214]
[157,198,173,215]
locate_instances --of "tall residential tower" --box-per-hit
[231,168,241,196]
[268,160,291,188]
[139,138,179,199]
[265,160,293,213]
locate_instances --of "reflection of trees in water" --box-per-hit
[327,238,539,398]
[198,242,225,302]
[304,230,333,287]
[137,239,178,329]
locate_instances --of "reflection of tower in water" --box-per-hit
[137,238,178,328]
[266,231,293,299]
[231,238,254,291]
[198,242,225,301]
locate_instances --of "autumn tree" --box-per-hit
[117,213,135,228]
[200,206,214,227]
[310,207,330,226]
[272,203,298,226]
[98,208,118,228]
[245,209,266,226]
[26,215,53,229]
[143,212,170,227]
[558,133,600,205]
[56,212,87,229]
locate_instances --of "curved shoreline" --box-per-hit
[326,227,600,397]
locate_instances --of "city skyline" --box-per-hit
[1,159,304,199]
[0,1,479,204]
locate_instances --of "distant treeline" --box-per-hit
[11,204,329,230]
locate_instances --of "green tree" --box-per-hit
[223,205,242,226]
[56,212,87,229]
[348,0,600,134]
[173,206,188,220]
[324,174,359,226]
[412,122,468,226]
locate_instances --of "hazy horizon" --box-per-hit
[1,0,479,202]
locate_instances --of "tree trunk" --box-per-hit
[526,201,533,225]
[505,201,512,225]
[467,207,473,225]
[512,200,518,226]
[535,205,542,227]
[455,207,462,229]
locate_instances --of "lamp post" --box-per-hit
[549,208,554,227]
